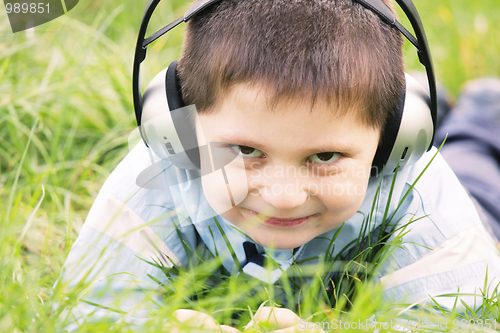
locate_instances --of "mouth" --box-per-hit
[246,209,319,227]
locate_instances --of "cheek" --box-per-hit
[317,173,369,215]
[200,160,250,216]
[201,172,234,215]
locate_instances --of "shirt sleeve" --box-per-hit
[379,223,500,310]
[375,149,500,311]
[55,144,198,331]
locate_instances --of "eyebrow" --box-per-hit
[213,135,359,155]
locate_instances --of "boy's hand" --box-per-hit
[164,309,241,333]
[244,307,325,333]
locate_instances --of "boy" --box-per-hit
[57,0,500,331]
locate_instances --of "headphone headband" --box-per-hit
[396,0,437,146]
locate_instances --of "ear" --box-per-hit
[141,61,201,169]
[371,73,434,177]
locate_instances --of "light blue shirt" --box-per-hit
[57,142,500,331]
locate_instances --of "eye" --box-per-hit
[231,145,264,158]
[308,152,341,164]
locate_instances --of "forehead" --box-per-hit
[215,82,363,120]
[198,83,380,153]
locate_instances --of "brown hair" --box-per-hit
[177,0,404,130]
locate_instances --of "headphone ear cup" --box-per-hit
[371,73,434,177]
[141,61,200,169]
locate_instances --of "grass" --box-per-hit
[1,0,500,332]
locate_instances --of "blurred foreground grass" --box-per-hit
[1,0,500,331]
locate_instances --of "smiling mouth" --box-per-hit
[247,210,319,227]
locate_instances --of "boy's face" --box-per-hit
[196,83,380,250]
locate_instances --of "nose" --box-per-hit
[258,177,309,211]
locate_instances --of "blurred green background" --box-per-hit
[0,0,499,331]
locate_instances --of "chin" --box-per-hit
[252,234,313,250]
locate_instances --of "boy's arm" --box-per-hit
[378,222,500,309]
[374,149,500,310]
[55,141,199,331]
[55,189,195,331]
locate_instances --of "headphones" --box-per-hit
[133,0,438,178]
